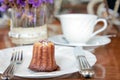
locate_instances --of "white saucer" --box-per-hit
[49,35,111,47]
[0,45,96,78]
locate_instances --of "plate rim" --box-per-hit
[49,35,111,47]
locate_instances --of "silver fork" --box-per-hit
[78,55,95,78]
[1,50,23,80]
[74,47,95,78]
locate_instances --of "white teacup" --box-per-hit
[57,14,107,43]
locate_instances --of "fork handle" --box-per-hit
[1,63,15,80]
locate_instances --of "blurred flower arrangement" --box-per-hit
[0,0,54,45]
[0,0,54,27]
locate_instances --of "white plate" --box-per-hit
[49,35,111,47]
[0,45,96,78]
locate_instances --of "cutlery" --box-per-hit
[78,55,95,78]
[74,47,95,78]
[1,50,23,80]
[62,37,69,44]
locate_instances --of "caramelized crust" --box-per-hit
[29,40,58,72]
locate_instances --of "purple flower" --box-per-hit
[28,0,34,4]
[0,0,54,8]
[47,0,53,4]
[42,0,53,4]
[0,7,5,12]
[29,0,42,7]
[0,4,7,12]
[17,0,26,7]
[0,0,4,3]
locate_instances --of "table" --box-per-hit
[0,25,120,80]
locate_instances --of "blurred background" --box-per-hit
[0,0,120,48]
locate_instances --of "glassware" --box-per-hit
[8,1,53,45]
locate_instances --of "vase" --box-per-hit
[8,2,50,45]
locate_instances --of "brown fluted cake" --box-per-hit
[29,40,58,72]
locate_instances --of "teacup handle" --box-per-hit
[91,19,107,37]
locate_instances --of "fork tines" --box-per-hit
[1,63,15,79]
[78,56,91,70]
[11,50,23,63]
[1,50,23,80]
[9,49,23,65]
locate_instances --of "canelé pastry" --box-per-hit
[29,40,58,72]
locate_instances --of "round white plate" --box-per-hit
[0,45,96,78]
[49,35,111,47]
